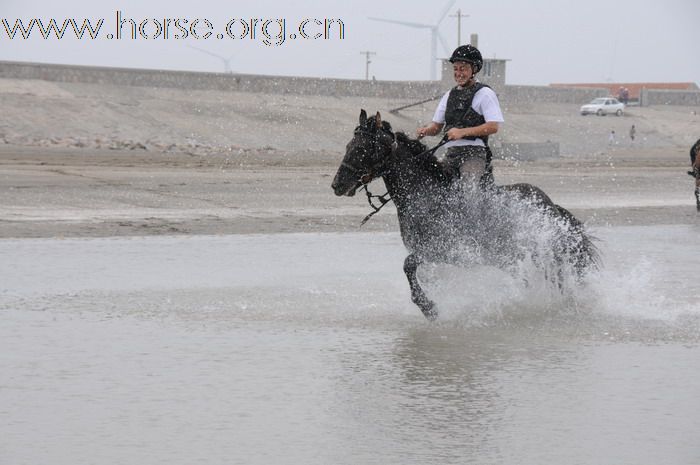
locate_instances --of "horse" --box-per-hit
[331,110,599,321]
[690,138,700,211]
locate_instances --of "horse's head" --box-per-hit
[332,109,396,196]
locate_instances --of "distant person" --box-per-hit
[629,124,636,142]
[608,130,616,145]
[622,88,630,105]
[416,44,504,188]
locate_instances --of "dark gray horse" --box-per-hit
[332,110,599,320]
[690,138,700,211]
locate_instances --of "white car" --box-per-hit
[580,97,625,116]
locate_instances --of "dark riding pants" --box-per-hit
[444,145,494,186]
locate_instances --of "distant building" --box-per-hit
[549,82,700,103]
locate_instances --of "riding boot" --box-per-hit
[480,146,495,187]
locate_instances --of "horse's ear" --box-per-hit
[359,109,367,126]
[375,112,382,129]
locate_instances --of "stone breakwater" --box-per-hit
[1,61,698,159]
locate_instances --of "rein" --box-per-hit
[415,134,450,159]
[360,185,392,226]
[358,133,449,226]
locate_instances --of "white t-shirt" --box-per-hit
[432,85,504,148]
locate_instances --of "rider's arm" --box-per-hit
[416,122,444,139]
[446,121,499,140]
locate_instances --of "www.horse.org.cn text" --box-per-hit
[1,11,346,47]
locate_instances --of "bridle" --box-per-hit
[341,126,398,225]
[343,126,397,182]
[344,125,450,225]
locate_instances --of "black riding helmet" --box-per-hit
[449,45,483,73]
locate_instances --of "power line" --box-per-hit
[187,45,235,74]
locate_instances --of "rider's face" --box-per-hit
[453,62,474,87]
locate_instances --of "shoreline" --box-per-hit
[0,144,697,239]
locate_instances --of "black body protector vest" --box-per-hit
[443,82,494,181]
[444,82,490,143]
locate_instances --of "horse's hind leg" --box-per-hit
[403,254,437,321]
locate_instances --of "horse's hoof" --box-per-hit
[420,301,438,322]
[412,293,437,321]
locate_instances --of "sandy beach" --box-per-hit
[0,141,696,239]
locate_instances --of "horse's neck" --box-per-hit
[382,144,440,209]
[381,142,454,253]
[382,147,416,195]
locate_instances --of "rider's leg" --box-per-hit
[459,156,487,190]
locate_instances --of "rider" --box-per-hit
[416,44,504,187]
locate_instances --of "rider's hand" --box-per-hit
[446,127,467,140]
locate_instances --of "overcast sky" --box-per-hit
[1,0,698,86]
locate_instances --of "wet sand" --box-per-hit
[0,142,696,239]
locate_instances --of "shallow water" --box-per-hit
[2,225,699,465]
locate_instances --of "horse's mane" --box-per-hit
[364,115,428,155]
[395,131,427,155]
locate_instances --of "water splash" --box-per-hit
[414,185,598,322]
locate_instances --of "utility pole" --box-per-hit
[360,51,376,80]
[449,9,469,46]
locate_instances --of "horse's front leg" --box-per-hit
[403,254,437,321]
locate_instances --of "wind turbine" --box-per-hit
[187,45,235,74]
[369,0,456,80]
